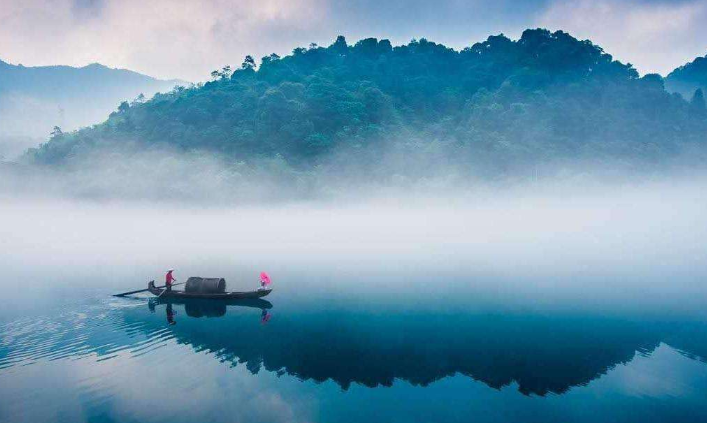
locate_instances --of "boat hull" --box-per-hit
[148,281,272,299]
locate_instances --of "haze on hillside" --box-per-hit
[0,60,186,159]
[666,54,707,99]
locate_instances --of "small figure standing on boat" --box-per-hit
[165,269,176,292]
[259,272,272,290]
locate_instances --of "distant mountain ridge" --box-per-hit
[0,59,184,96]
[0,59,187,158]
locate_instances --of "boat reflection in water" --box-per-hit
[148,297,273,324]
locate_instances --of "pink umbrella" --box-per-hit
[260,272,272,287]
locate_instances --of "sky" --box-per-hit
[0,0,706,81]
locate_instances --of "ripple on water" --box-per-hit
[0,298,175,372]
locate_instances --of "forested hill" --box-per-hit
[27,29,707,172]
[666,54,707,100]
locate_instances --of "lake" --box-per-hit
[1,193,706,423]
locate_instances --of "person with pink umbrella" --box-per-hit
[259,272,272,290]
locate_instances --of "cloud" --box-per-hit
[71,0,106,21]
[1,0,706,80]
[2,0,537,80]
[0,0,329,81]
[537,0,707,75]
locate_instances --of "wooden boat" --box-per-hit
[148,280,272,300]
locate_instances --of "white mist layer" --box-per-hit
[1,179,706,280]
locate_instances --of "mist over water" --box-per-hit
[2,169,707,315]
[7,138,707,203]
[2,151,707,423]
[3,170,706,267]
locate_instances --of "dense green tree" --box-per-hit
[242,55,256,70]
[132,93,146,104]
[26,29,707,176]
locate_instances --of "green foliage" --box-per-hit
[27,29,707,172]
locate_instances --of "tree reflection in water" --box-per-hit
[135,298,707,396]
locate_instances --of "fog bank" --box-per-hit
[6,141,707,205]
[2,143,706,303]
[2,179,706,279]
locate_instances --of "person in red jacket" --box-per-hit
[165,269,176,291]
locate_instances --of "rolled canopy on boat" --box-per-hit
[185,277,226,294]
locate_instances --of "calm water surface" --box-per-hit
[1,268,706,423]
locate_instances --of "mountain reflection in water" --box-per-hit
[100,295,707,396]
